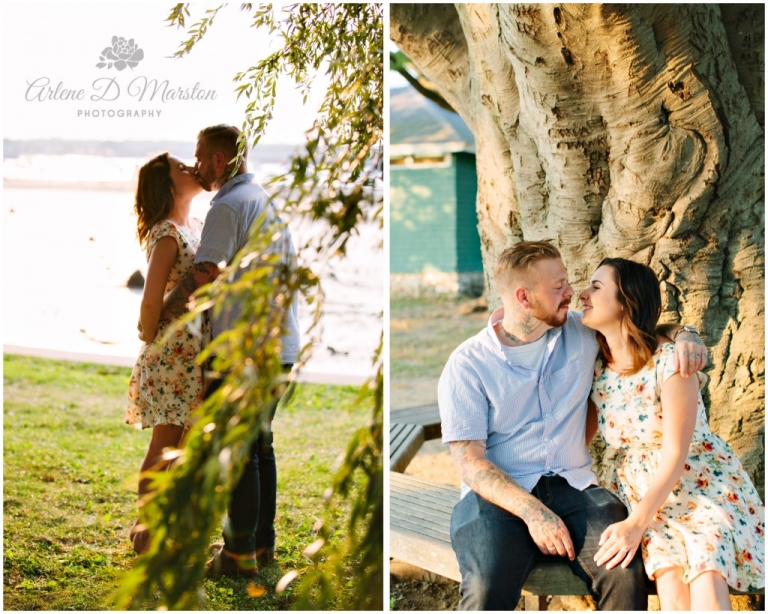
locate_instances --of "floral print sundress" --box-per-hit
[125,219,209,429]
[591,343,765,591]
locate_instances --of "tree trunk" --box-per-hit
[391,3,765,495]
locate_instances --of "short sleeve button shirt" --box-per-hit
[194,173,300,363]
[439,309,599,498]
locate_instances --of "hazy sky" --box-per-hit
[3,2,329,144]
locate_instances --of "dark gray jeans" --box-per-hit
[205,362,293,557]
[450,475,648,611]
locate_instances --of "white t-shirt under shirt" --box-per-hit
[499,331,548,372]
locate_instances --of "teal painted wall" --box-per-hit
[454,153,482,273]
[390,154,482,274]
[390,163,458,273]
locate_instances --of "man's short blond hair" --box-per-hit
[198,124,247,164]
[494,240,562,292]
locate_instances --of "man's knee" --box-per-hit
[459,570,522,611]
[602,556,645,584]
[451,494,533,610]
[591,553,648,604]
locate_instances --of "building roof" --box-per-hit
[390,86,475,157]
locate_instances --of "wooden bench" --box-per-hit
[390,403,441,472]
[391,472,590,609]
[390,423,425,472]
[390,403,441,440]
[390,472,764,610]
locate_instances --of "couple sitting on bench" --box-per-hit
[439,241,764,611]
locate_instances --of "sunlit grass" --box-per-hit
[390,296,488,378]
[3,354,365,610]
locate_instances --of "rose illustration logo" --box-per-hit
[96,36,144,71]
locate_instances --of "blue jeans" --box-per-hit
[450,475,648,610]
[205,363,293,556]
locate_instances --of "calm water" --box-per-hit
[3,185,383,380]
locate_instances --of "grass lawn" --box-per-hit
[390,296,488,379]
[3,354,370,610]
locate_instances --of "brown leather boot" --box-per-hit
[129,519,150,554]
[206,544,258,579]
[256,547,275,567]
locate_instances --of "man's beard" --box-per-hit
[197,173,214,192]
[530,296,569,327]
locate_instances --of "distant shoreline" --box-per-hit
[4,179,134,192]
[3,139,299,160]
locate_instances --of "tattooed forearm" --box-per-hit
[449,440,545,520]
[449,440,574,555]
[161,261,220,321]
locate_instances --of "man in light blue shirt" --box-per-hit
[159,124,299,578]
[439,241,707,610]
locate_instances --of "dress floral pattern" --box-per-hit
[125,219,208,429]
[591,343,765,591]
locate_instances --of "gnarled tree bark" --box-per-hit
[391,3,764,495]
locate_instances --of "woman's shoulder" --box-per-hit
[649,342,675,367]
[146,220,180,252]
[149,219,179,237]
[652,341,680,383]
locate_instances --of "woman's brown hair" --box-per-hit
[134,153,173,249]
[596,257,662,375]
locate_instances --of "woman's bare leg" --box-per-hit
[132,424,186,553]
[654,566,690,610]
[690,570,732,611]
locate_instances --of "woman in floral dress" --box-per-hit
[125,152,207,553]
[579,257,764,610]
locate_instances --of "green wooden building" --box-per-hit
[390,86,484,297]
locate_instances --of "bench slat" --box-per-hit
[391,513,453,539]
[391,404,442,440]
[391,517,452,542]
[391,497,452,527]
[391,517,461,581]
[390,424,423,454]
[390,423,425,472]
[392,492,453,513]
[391,496,454,521]
[391,403,439,423]
[389,423,417,448]
[391,479,458,507]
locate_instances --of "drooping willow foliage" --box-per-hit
[113,3,382,610]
